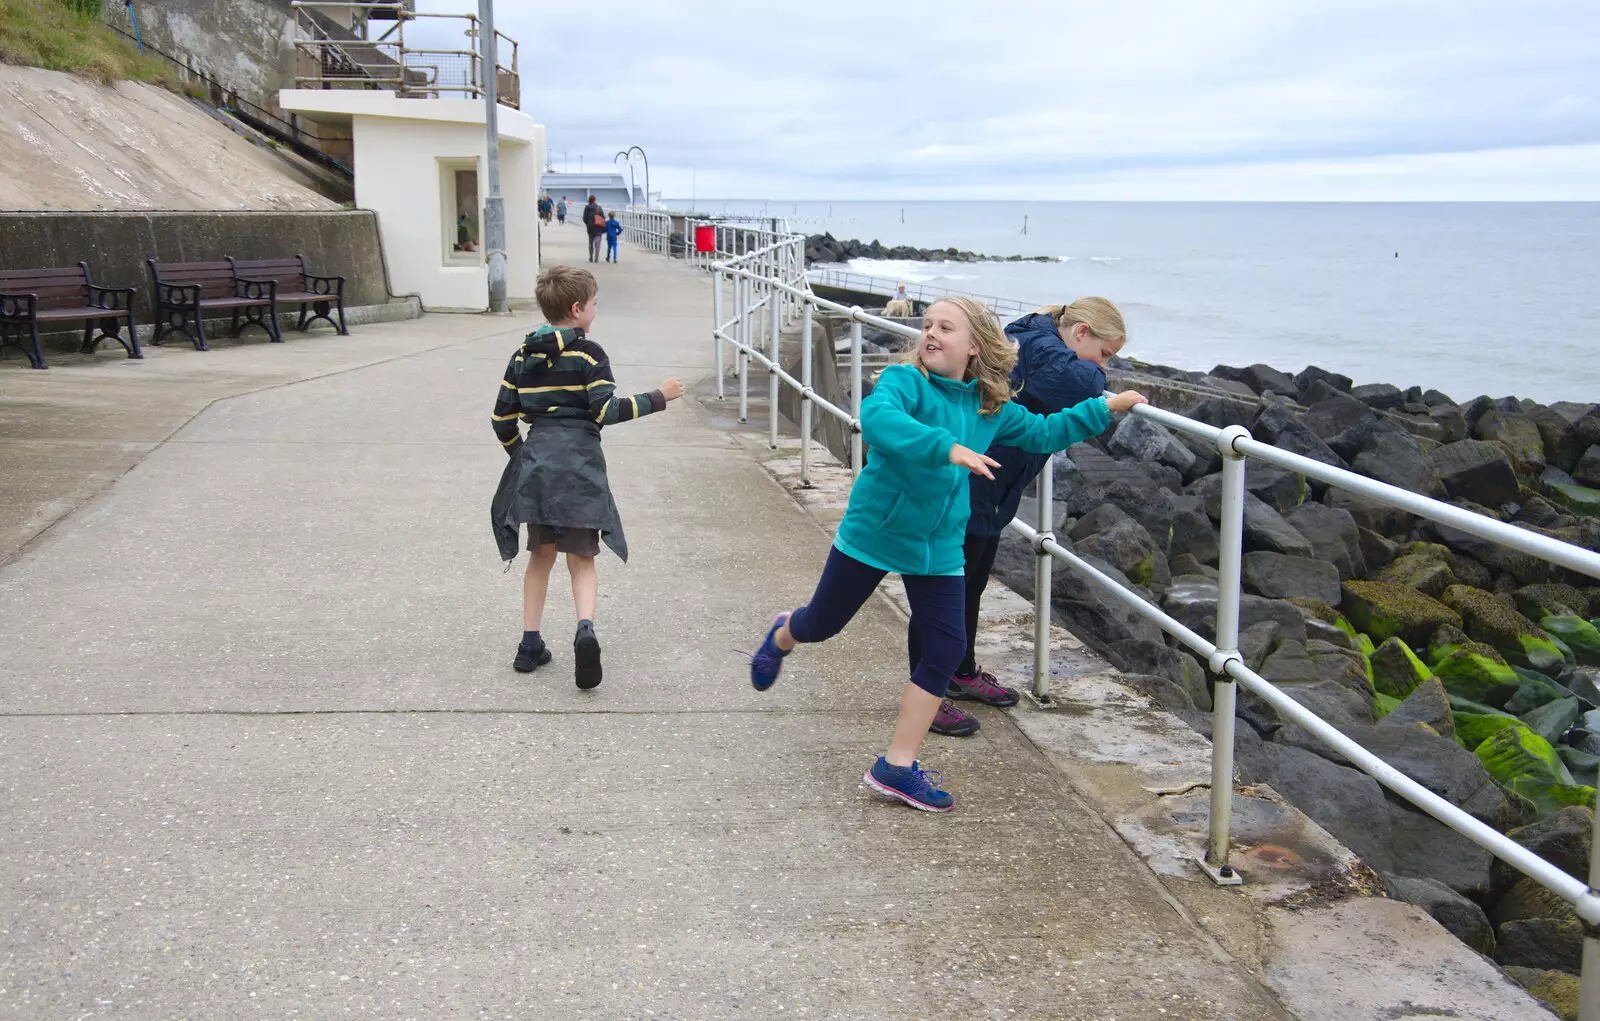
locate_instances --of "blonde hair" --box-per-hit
[903,296,1017,415]
[1036,296,1126,344]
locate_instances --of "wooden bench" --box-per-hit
[0,262,140,370]
[227,255,348,336]
[147,259,282,350]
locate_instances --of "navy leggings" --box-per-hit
[787,546,966,698]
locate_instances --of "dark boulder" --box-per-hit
[1326,488,1414,537]
[1161,576,1307,646]
[1302,390,1377,442]
[1422,389,1456,407]
[1196,375,1258,399]
[1428,403,1468,443]
[1352,430,1446,498]
[1244,461,1310,515]
[1253,404,1350,471]
[1182,395,1254,430]
[1074,519,1171,592]
[1238,363,1300,398]
[1389,802,1493,897]
[1341,579,1463,648]
[1119,672,1197,713]
[1474,409,1547,479]
[1068,502,1132,541]
[1490,807,1594,900]
[1242,551,1342,604]
[1166,493,1220,566]
[1358,527,1399,572]
[1106,414,1198,478]
[1428,440,1521,508]
[1381,874,1495,955]
[1285,503,1366,580]
[1495,918,1583,975]
[1325,415,1406,463]
[1352,382,1406,409]
[1186,475,1315,557]
[1379,675,1455,739]
[1533,405,1587,472]
[1573,445,1600,489]
[1237,620,1282,671]
[1249,742,1395,871]
[1294,365,1353,399]
[1260,640,1322,684]
[1066,476,1178,546]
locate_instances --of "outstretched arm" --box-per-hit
[991,391,1145,453]
[586,352,683,425]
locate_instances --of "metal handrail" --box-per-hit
[808,266,1036,319]
[689,233,1600,1017]
[615,211,672,257]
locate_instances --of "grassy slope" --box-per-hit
[0,0,182,88]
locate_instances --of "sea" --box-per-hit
[677,201,1600,405]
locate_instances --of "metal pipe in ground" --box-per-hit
[712,270,725,400]
[1582,805,1600,1021]
[800,303,814,487]
[1031,455,1055,704]
[768,277,780,449]
[738,276,749,423]
[1203,426,1251,885]
[849,314,863,474]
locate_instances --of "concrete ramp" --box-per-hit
[0,65,337,211]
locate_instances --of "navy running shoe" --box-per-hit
[513,641,552,673]
[574,621,602,690]
[864,756,955,812]
[750,613,790,691]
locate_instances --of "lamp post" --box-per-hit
[477,0,506,313]
[625,146,650,211]
[614,151,636,210]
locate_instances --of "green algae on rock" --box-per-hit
[1341,579,1463,648]
[1435,645,1522,707]
[1503,966,1578,1020]
[1455,711,1524,752]
[1440,584,1559,669]
[1369,637,1433,699]
[1542,616,1600,667]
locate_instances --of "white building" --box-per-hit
[279,90,546,312]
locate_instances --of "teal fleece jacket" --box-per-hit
[834,363,1113,577]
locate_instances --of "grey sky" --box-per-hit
[468,0,1600,199]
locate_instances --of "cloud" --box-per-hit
[461,0,1600,198]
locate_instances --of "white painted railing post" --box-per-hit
[737,273,749,423]
[1201,423,1251,886]
[800,302,814,488]
[849,312,863,475]
[768,262,780,450]
[1582,806,1600,1021]
[1031,454,1055,705]
[713,268,725,400]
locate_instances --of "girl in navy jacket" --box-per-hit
[909,297,1128,735]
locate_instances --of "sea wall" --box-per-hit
[989,355,1600,990]
[0,210,408,347]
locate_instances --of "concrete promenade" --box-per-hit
[4,226,1302,1019]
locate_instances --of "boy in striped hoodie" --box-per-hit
[490,265,684,688]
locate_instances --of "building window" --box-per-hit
[441,159,482,265]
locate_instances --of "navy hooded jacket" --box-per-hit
[966,312,1107,536]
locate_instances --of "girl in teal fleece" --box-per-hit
[747,296,1147,811]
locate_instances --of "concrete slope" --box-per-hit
[0,225,1290,1019]
[0,65,337,211]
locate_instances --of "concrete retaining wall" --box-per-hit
[0,210,408,347]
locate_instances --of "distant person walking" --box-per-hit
[908,297,1128,737]
[604,211,622,263]
[539,195,553,223]
[556,197,568,224]
[583,195,606,263]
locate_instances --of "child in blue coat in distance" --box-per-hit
[747,296,1146,812]
[913,297,1128,735]
[604,212,622,262]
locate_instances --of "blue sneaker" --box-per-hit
[750,613,790,691]
[864,756,955,812]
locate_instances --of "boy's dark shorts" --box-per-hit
[528,524,600,557]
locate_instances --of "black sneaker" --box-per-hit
[513,641,552,673]
[574,621,603,689]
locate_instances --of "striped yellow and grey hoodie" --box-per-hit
[491,325,665,453]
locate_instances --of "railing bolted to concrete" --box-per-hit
[697,228,1600,1018]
